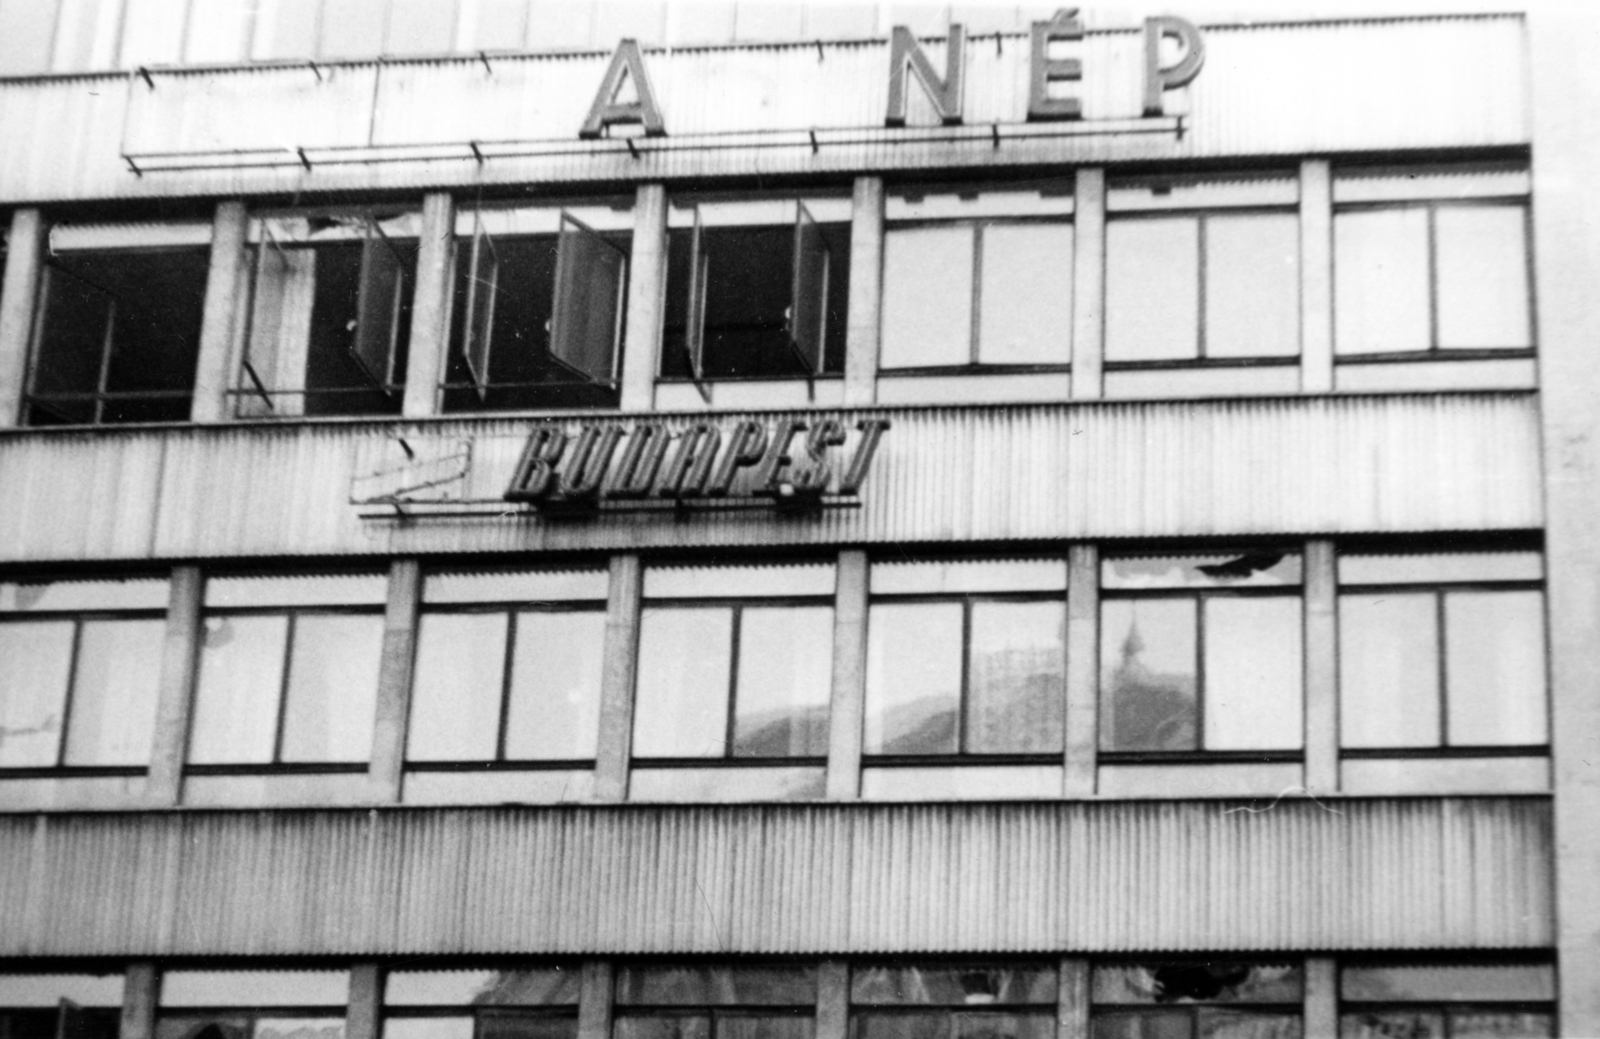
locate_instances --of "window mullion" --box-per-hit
[54,618,85,768]
[271,612,297,764]
[495,609,517,762]
[724,605,743,760]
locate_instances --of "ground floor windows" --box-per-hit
[1091,963,1303,1039]
[156,971,348,1039]
[614,965,817,1039]
[1339,963,1554,1039]
[0,973,123,1039]
[384,967,581,1039]
[851,963,1057,1039]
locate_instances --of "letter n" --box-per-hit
[885,25,965,127]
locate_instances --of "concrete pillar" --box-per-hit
[826,550,869,800]
[844,176,884,406]
[402,192,454,419]
[1063,545,1098,797]
[190,201,249,422]
[815,960,849,1039]
[1303,540,1338,795]
[593,555,643,802]
[1056,957,1089,1039]
[1304,957,1337,1039]
[120,963,159,1039]
[1299,160,1334,394]
[0,207,45,427]
[346,964,382,1039]
[1070,169,1105,401]
[576,961,614,1039]
[620,184,667,411]
[145,566,202,807]
[368,559,422,804]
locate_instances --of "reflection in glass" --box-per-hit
[616,966,817,1006]
[1339,1012,1443,1039]
[1103,554,1302,591]
[280,614,383,762]
[733,607,834,757]
[719,1017,814,1039]
[852,965,1058,1006]
[62,618,163,766]
[614,1017,712,1039]
[1093,964,1304,1005]
[1449,1013,1553,1039]
[407,613,508,761]
[864,602,962,755]
[881,226,974,368]
[1203,597,1303,751]
[1099,599,1197,752]
[966,602,1065,754]
[1206,214,1299,359]
[0,620,72,767]
[1091,1011,1190,1039]
[156,1016,253,1039]
[190,615,289,764]
[507,611,606,760]
[854,1014,951,1039]
[978,222,1074,366]
[633,608,733,758]
[1106,217,1199,362]
[1445,591,1547,746]
[254,1019,345,1039]
[1196,1010,1301,1039]
[1334,208,1430,355]
[1338,593,1441,749]
[384,1018,474,1039]
[1340,964,1554,1003]
[477,1013,581,1039]
[1435,206,1531,350]
[386,968,582,1007]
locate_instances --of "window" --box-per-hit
[235,211,418,417]
[406,567,609,765]
[156,970,348,1039]
[384,966,581,1039]
[851,962,1057,1039]
[0,972,123,1039]
[614,964,816,1039]
[1091,962,1302,1039]
[632,563,835,761]
[864,559,1066,758]
[880,182,1075,370]
[660,198,850,387]
[1338,550,1546,752]
[1334,164,1532,357]
[0,576,168,771]
[1099,551,1303,757]
[187,573,387,767]
[26,222,212,426]
[1340,962,1554,1039]
[442,202,632,413]
[1105,172,1300,365]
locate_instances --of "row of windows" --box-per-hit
[0,546,1547,775]
[10,164,1533,426]
[0,959,1558,1039]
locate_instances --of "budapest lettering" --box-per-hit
[505,418,890,511]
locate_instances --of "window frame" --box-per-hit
[381,963,584,1039]
[1336,960,1555,1039]
[848,960,1060,1039]
[612,962,819,1039]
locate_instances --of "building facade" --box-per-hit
[0,2,1596,1037]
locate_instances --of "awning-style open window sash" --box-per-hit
[682,204,711,402]
[548,210,627,385]
[350,217,407,395]
[239,220,289,411]
[788,200,831,378]
[459,210,500,401]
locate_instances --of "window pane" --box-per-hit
[1093,964,1303,1004]
[616,966,816,1006]
[407,612,508,761]
[966,601,1065,754]
[952,1013,1053,1039]
[1338,551,1542,586]
[720,1018,813,1039]
[161,970,350,1006]
[733,606,834,758]
[1204,597,1303,751]
[0,620,73,767]
[280,614,384,763]
[1100,599,1197,752]
[385,1018,474,1039]
[852,965,1057,1006]
[1435,206,1531,349]
[0,576,169,612]
[1105,217,1199,362]
[855,1014,950,1039]
[633,608,733,758]
[190,615,289,764]
[1092,1012,1190,1039]
[1445,590,1547,746]
[1340,1012,1443,1039]
[977,222,1073,365]
[423,567,608,604]
[1198,1010,1301,1039]
[506,611,606,760]
[478,1014,580,1039]
[158,1016,253,1039]
[873,559,1066,596]
[256,1019,345,1039]
[1341,964,1554,1002]
[1334,208,1430,354]
[206,573,388,608]
[1339,593,1441,749]
[386,968,582,1006]
[615,1018,711,1039]
[1449,1014,1553,1039]
[645,563,835,600]
[1206,213,1299,359]
[62,619,163,766]
[881,226,973,368]
[1103,552,1302,591]
[864,602,963,755]
[0,973,123,1006]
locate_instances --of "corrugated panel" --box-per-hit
[0,394,1543,563]
[0,800,1552,956]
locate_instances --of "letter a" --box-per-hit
[580,39,666,138]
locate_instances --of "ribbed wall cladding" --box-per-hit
[0,16,1527,203]
[0,799,1551,957]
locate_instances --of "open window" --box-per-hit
[441,201,631,412]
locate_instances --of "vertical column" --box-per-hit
[1303,540,1339,795]
[1063,545,1099,797]
[620,184,667,411]
[844,176,884,406]
[1300,160,1334,394]
[145,566,202,807]
[826,550,869,800]
[1056,958,1090,1039]
[346,964,383,1039]
[120,963,159,1039]
[0,207,45,426]
[402,192,455,419]
[190,200,249,422]
[1070,169,1105,401]
[368,560,422,805]
[576,960,614,1039]
[1304,957,1337,1039]
[815,960,850,1039]
[594,555,643,802]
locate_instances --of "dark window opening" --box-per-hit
[0,1006,120,1039]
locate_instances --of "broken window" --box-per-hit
[660,197,850,387]
[441,201,631,413]
[234,210,417,418]
[852,962,1058,1039]
[1092,962,1303,1039]
[25,221,211,426]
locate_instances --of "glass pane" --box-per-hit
[1203,597,1303,751]
[478,1013,580,1039]
[1341,964,1554,1003]
[1100,599,1198,752]
[406,612,507,762]
[966,601,1065,754]
[880,226,973,368]
[161,970,350,1006]
[645,563,836,600]
[1205,214,1299,359]
[614,1017,710,1039]
[953,1013,1053,1039]
[633,608,734,758]
[1445,591,1548,746]
[280,614,384,763]
[1435,206,1531,349]
[1337,551,1542,586]
[424,568,608,604]
[256,1019,345,1039]
[617,966,817,1006]
[872,559,1066,597]
[854,1014,951,1039]
[0,576,170,612]
[1338,593,1441,749]
[62,618,163,766]
[1092,1012,1190,1039]
[864,602,963,755]
[1105,217,1199,362]
[189,615,289,764]
[1334,208,1430,355]
[1339,1013,1442,1039]
[157,1017,253,1039]
[733,607,834,758]
[386,968,582,1006]
[977,222,1074,366]
[1198,1011,1300,1039]
[0,973,124,1006]
[506,611,606,760]
[852,966,1058,1006]
[1093,964,1303,1005]
[791,203,831,374]
[206,573,388,608]
[1449,1013,1553,1039]
[0,620,73,767]
[550,216,626,383]
[384,1018,474,1039]
[720,1017,814,1039]
[1103,553,1302,591]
